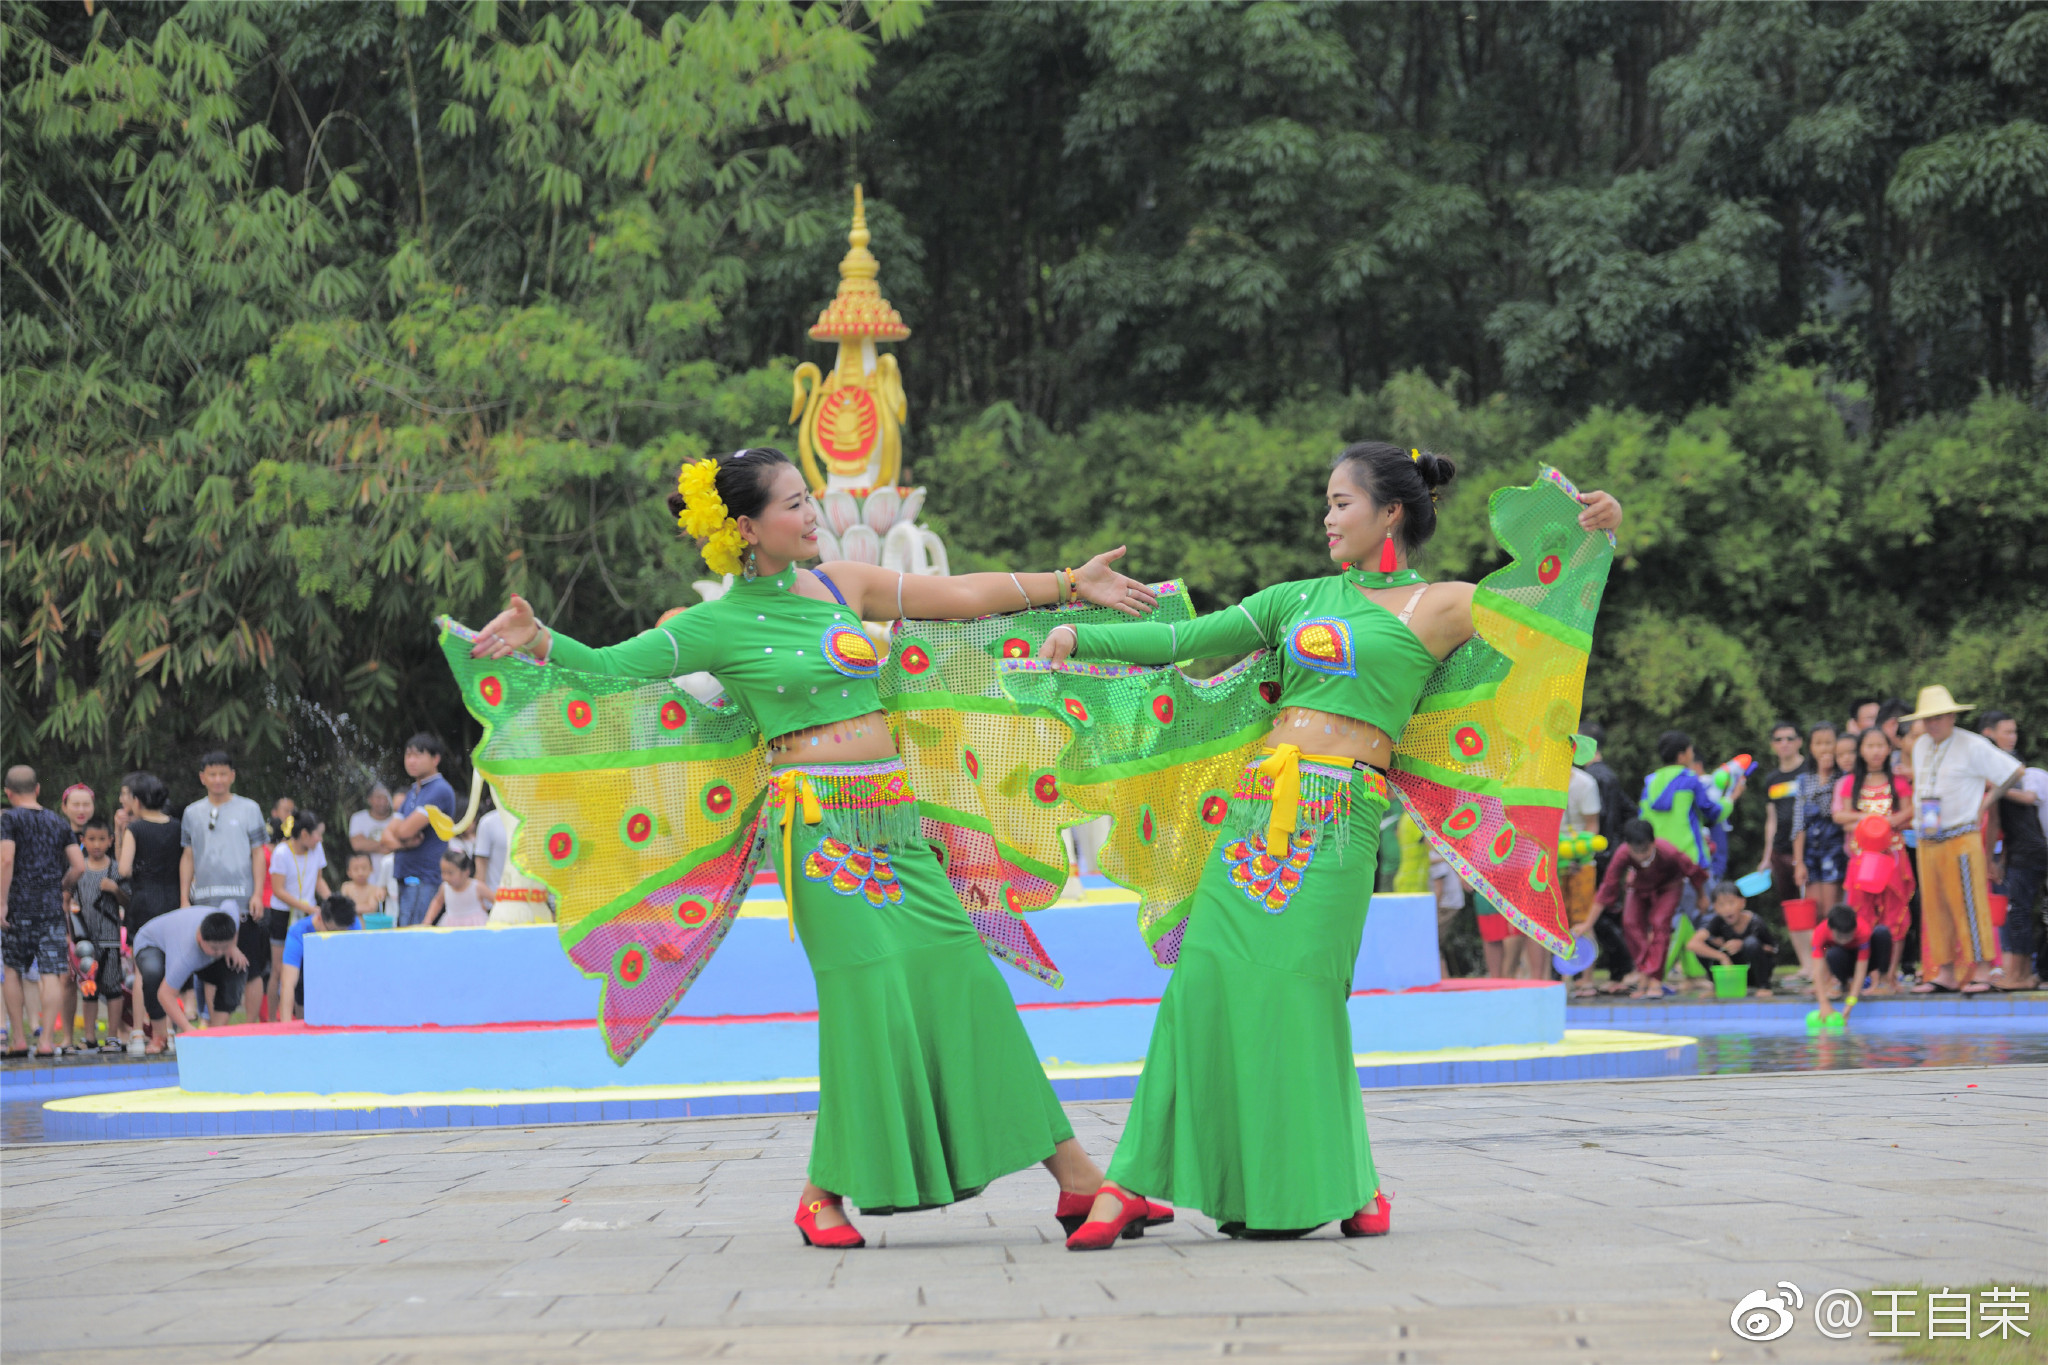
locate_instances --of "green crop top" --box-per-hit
[545,566,885,740]
[1069,571,1442,740]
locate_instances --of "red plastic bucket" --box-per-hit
[1783,898,1819,931]
[1990,894,2008,927]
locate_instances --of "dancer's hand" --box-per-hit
[472,594,544,659]
[1039,625,1078,663]
[1576,490,1623,533]
[1073,547,1158,618]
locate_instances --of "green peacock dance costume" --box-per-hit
[997,468,1614,1231]
[437,566,1196,1213]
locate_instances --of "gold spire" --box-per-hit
[807,185,910,343]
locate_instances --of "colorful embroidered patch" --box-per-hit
[803,839,903,906]
[896,641,931,675]
[962,745,980,780]
[563,694,596,730]
[820,623,880,679]
[544,824,579,867]
[1062,696,1093,726]
[1150,693,1175,725]
[674,899,712,928]
[1221,828,1319,913]
[1452,724,1489,762]
[1444,802,1483,839]
[1286,618,1355,678]
[1029,770,1061,806]
[1137,804,1157,844]
[1537,554,1562,585]
[997,636,1033,660]
[614,943,648,987]
[659,698,688,730]
[1199,790,1231,826]
[1259,680,1283,704]
[1488,822,1517,865]
[700,781,736,820]
[619,807,657,848]
[477,675,504,708]
[1527,850,1553,893]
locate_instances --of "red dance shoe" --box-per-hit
[795,1195,865,1249]
[1065,1183,1150,1251]
[1056,1191,1175,1236]
[1340,1190,1392,1238]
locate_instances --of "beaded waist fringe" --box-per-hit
[1226,756,1389,865]
[768,757,923,850]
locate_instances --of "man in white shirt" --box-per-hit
[1906,687,2023,994]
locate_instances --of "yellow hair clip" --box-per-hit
[1410,447,1421,462]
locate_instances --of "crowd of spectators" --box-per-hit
[1457,683,2043,1003]
[4,683,2041,1055]
[0,732,548,1057]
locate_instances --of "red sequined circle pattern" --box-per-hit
[1537,554,1562,585]
[1151,695,1175,724]
[660,699,687,730]
[1032,773,1060,805]
[478,676,503,707]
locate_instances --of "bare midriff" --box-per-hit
[767,710,896,769]
[1265,706,1395,769]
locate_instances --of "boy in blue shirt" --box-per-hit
[378,733,459,927]
[277,895,359,1021]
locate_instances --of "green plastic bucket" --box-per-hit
[1711,963,1748,999]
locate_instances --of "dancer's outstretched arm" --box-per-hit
[812,547,1156,623]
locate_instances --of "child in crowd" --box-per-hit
[277,895,360,1021]
[1686,880,1778,999]
[1835,725,1914,995]
[1785,720,1840,985]
[422,849,491,927]
[338,851,387,918]
[1811,903,1890,1023]
[64,815,130,1051]
[265,814,330,1022]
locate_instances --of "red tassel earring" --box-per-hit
[1377,533,1399,574]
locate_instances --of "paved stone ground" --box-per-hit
[4,1066,2044,1364]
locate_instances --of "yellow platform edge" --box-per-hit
[46,1029,1694,1117]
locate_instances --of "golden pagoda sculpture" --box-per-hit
[788,186,949,577]
[792,185,909,493]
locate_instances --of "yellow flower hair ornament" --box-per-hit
[676,458,749,577]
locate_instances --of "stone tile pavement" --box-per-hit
[3,1066,2043,1363]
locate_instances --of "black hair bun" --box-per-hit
[1415,450,1457,489]
[666,492,689,519]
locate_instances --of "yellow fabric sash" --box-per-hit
[1253,744,1361,851]
[773,769,823,940]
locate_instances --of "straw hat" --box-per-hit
[1901,684,1973,722]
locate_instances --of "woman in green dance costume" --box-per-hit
[468,447,1172,1248]
[1035,443,1623,1246]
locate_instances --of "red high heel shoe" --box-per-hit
[1057,1191,1173,1236]
[1340,1190,1392,1237]
[794,1194,865,1249]
[1065,1183,1151,1251]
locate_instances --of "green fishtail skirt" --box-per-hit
[776,763,1072,1214]
[1106,762,1387,1230]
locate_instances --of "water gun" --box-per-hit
[1556,831,1608,867]
[65,909,100,999]
[1709,754,1756,798]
